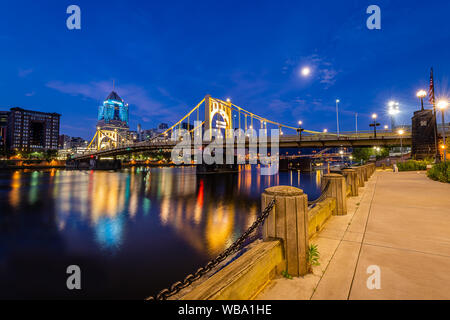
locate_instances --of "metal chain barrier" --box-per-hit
[307,180,331,209]
[145,198,276,301]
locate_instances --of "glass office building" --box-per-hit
[97,91,129,131]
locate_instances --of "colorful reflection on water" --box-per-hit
[0,166,322,299]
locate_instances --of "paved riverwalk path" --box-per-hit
[256,170,450,300]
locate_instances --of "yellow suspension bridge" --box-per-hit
[75,95,411,161]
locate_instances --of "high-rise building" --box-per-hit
[0,111,9,150]
[181,122,192,131]
[158,123,168,130]
[97,91,129,132]
[143,129,158,140]
[58,135,89,150]
[58,134,71,149]
[7,107,60,151]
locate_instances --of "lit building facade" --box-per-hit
[97,91,129,132]
[7,107,60,151]
[0,111,9,150]
[158,123,168,130]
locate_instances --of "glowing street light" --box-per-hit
[370,113,380,138]
[323,128,328,133]
[417,90,427,110]
[437,99,448,161]
[339,149,344,162]
[388,101,400,129]
[437,100,448,110]
[297,120,304,140]
[417,90,427,98]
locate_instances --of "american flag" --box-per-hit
[429,67,435,105]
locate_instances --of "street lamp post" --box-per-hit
[370,113,380,138]
[336,99,340,137]
[398,129,404,162]
[437,100,448,161]
[388,101,400,130]
[297,120,304,141]
[417,90,427,111]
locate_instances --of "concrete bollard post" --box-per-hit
[341,168,358,196]
[361,167,366,186]
[262,186,309,277]
[322,174,347,215]
[362,165,369,181]
[351,166,364,188]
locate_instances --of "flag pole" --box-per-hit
[429,67,440,162]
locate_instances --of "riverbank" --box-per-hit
[0,160,66,169]
[256,170,450,300]
[0,160,188,170]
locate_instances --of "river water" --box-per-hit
[0,166,323,299]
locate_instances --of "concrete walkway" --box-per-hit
[256,171,450,300]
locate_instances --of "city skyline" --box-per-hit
[2,1,450,303]
[1,0,449,139]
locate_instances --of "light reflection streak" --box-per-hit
[5,165,319,258]
[28,171,40,205]
[194,180,204,225]
[9,171,21,208]
[316,169,322,187]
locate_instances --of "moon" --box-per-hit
[301,67,311,77]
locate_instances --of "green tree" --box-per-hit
[375,147,389,160]
[45,149,58,161]
[352,147,373,163]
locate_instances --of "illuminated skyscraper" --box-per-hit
[97,91,129,132]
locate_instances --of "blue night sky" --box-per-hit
[1,0,449,139]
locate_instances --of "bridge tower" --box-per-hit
[97,128,119,150]
[85,127,126,152]
[204,94,233,139]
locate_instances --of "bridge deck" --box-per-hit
[73,132,413,160]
